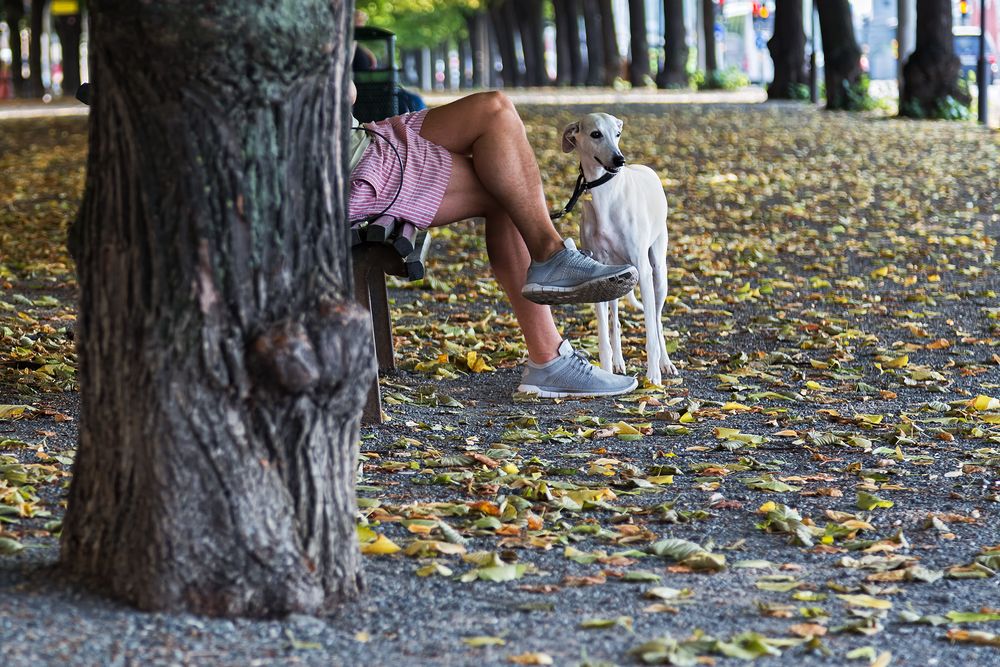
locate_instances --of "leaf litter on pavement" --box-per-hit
[2,107,1000,665]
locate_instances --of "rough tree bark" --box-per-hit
[598,0,621,84]
[60,0,374,617]
[816,0,864,110]
[656,0,688,88]
[4,0,26,97]
[627,0,650,85]
[767,0,807,99]
[53,12,82,96]
[515,0,546,86]
[28,0,44,97]
[899,0,968,117]
[701,0,717,78]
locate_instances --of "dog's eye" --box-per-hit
[590,131,602,139]
[616,132,621,137]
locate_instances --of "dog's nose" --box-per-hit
[612,154,626,168]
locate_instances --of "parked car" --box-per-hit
[953,26,998,84]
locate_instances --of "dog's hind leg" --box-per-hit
[636,264,662,385]
[625,290,643,312]
[650,239,678,377]
[609,298,626,374]
[595,301,613,371]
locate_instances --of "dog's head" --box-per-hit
[561,113,626,173]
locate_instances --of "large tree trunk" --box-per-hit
[28,0,44,97]
[554,0,586,86]
[657,0,688,87]
[61,0,373,617]
[767,0,807,98]
[492,0,522,87]
[467,11,488,88]
[701,0,717,77]
[53,12,82,96]
[628,0,650,85]
[598,0,621,84]
[553,0,572,85]
[582,0,606,86]
[515,0,546,86]
[4,0,26,97]
[816,0,863,110]
[899,0,968,117]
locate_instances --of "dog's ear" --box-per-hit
[613,116,623,133]
[561,121,580,153]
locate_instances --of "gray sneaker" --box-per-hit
[518,340,638,398]
[522,239,638,305]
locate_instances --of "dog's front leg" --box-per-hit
[595,301,613,371]
[609,298,626,374]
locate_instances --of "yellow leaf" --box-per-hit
[836,594,892,609]
[360,534,400,556]
[885,354,908,368]
[970,395,1000,411]
[721,402,751,412]
[679,412,695,423]
[870,266,890,278]
[611,421,641,435]
[463,636,506,648]
[509,652,554,665]
[757,501,777,513]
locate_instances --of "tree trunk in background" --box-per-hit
[467,12,488,88]
[554,0,572,85]
[60,0,372,617]
[493,0,522,87]
[53,12,82,96]
[657,0,688,87]
[701,0,717,77]
[767,0,807,98]
[458,35,470,88]
[582,0,606,86]
[28,0,44,96]
[598,0,621,83]
[565,0,585,85]
[515,0,546,86]
[628,0,650,85]
[816,0,863,110]
[4,0,26,97]
[900,0,968,116]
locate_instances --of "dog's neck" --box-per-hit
[580,160,617,190]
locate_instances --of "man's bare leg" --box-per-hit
[420,92,564,262]
[432,153,562,363]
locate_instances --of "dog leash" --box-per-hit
[549,168,618,220]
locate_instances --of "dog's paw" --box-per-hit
[613,357,627,375]
[645,369,662,387]
[661,359,679,377]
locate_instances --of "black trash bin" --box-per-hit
[352,26,399,122]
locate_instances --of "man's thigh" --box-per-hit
[430,153,499,227]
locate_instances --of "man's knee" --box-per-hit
[473,91,519,125]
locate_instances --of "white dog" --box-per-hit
[561,112,678,385]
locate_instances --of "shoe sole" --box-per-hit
[522,267,639,305]
[517,377,638,399]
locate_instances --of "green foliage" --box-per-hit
[692,67,750,91]
[356,0,480,49]
[842,74,881,111]
[788,83,811,101]
[900,95,972,121]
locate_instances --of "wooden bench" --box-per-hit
[351,215,431,424]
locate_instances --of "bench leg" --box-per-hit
[353,259,384,426]
[368,270,395,372]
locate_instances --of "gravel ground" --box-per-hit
[2,104,1000,666]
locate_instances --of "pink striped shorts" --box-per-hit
[348,110,452,229]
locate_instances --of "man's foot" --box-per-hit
[522,239,638,305]
[518,340,637,398]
